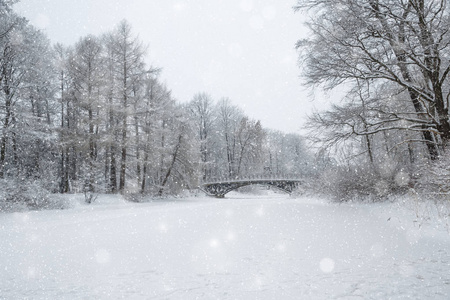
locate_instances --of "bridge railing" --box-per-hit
[201,173,303,184]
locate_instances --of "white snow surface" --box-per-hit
[1,192,450,299]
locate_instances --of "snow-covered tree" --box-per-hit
[0,19,56,180]
[66,35,105,194]
[264,130,311,177]
[103,20,147,193]
[296,0,450,160]
[215,98,244,178]
[187,93,215,180]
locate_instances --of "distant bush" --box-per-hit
[0,178,66,212]
[414,152,450,199]
[308,165,410,202]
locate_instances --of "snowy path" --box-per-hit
[1,193,450,299]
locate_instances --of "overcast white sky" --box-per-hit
[14,0,329,134]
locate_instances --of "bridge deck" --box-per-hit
[200,178,302,198]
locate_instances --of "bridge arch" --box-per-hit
[200,179,301,198]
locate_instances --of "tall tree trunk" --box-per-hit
[135,114,141,186]
[11,118,18,169]
[365,135,374,164]
[119,53,128,193]
[0,80,12,178]
[59,70,69,193]
[370,1,439,159]
[110,144,117,193]
[225,133,233,177]
[413,0,450,145]
[89,107,95,192]
[158,134,182,196]
[119,119,127,192]
[141,151,148,194]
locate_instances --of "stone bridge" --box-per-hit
[199,176,302,198]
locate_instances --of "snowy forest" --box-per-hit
[2,0,450,208]
[1,1,450,298]
[296,0,450,201]
[0,1,311,207]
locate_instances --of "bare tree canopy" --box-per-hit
[296,0,450,159]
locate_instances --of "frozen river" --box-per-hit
[1,192,449,299]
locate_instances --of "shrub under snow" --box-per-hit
[0,178,65,212]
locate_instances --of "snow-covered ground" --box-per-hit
[1,191,449,299]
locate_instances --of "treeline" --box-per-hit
[296,0,450,200]
[0,3,311,206]
[186,93,312,182]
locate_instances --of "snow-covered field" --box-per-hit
[1,191,450,299]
